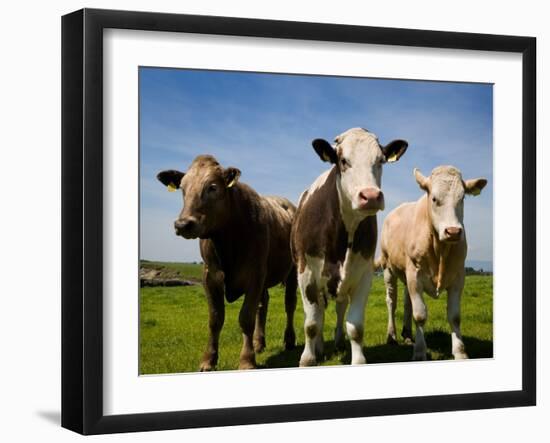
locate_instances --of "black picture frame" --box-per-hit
[61,8,536,435]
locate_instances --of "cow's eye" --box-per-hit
[207,184,217,193]
[340,158,350,168]
[432,196,438,205]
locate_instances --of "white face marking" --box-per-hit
[337,129,385,211]
[331,129,386,236]
[428,168,466,241]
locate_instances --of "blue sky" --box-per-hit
[140,67,493,265]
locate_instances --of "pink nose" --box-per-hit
[444,227,463,239]
[358,187,383,210]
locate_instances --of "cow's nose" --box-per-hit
[174,218,197,235]
[444,227,463,238]
[358,187,383,210]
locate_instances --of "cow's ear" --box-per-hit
[464,178,487,196]
[312,138,338,164]
[157,170,185,192]
[223,167,241,188]
[414,168,430,192]
[382,139,408,163]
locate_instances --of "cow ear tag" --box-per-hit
[167,183,177,192]
[470,187,481,196]
[226,169,240,188]
[386,153,398,163]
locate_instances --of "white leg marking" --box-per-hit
[298,256,325,367]
[315,300,326,358]
[346,268,373,365]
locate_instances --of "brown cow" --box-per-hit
[378,165,487,360]
[157,155,297,370]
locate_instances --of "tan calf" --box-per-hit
[378,166,487,360]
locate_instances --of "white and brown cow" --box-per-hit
[158,155,297,371]
[378,166,487,360]
[291,128,409,366]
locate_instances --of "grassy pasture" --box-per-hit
[140,262,493,374]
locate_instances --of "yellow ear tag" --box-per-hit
[227,179,237,188]
[386,153,398,163]
[167,183,177,192]
[322,153,330,162]
[470,187,481,196]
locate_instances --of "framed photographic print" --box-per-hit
[61,8,536,435]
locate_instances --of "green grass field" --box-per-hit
[140,262,493,374]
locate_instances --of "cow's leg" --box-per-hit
[239,285,263,370]
[346,268,373,365]
[200,268,225,371]
[334,299,348,351]
[253,289,269,353]
[298,260,324,367]
[315,296,326,359]
[384,268,398,345]
[283,266,297,350]
[407,272,427,361]
[401,286,414,345]
[447,273,468,359]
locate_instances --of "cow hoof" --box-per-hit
[238,360,257,370]
[239,361,256,371]
[454,352,469,360]
[334,334,346,352]
[334,327,346,351]
[199,361,215,372]
[299,355,317,367]
[351,353,367,365]
[412,352,427,361]
[253,338,266,353]
[386,335,398,345]
[401,329,413,343]
[285,342,296,351]
[284,328,296,350]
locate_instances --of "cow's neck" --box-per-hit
[430,236,451,291]
[418,197,458,291]
[336,179,366,244]
[209,185,254,252]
